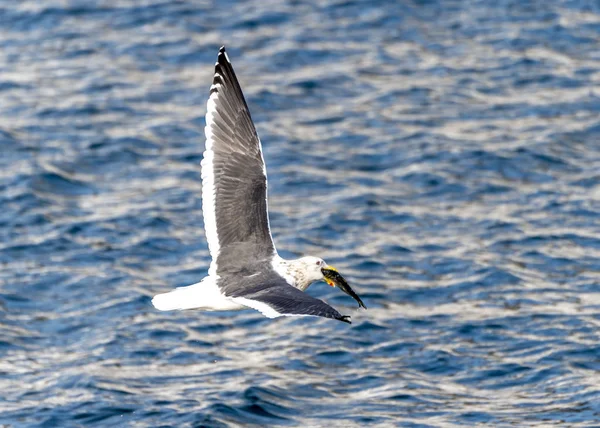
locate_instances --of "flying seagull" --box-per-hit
[152,47,366,323]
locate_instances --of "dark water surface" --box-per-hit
[2,0,600,426]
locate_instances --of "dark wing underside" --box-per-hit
[227,274,351,323]
[203,47,274,277]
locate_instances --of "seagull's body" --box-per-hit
[152,47,365,323]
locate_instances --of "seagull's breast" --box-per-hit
[271,254,297,287]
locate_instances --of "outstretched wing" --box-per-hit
[202,46,275,278]
[229,275,351,324]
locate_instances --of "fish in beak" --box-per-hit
[321,266,367,309]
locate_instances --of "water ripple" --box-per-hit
[1,0,600,426]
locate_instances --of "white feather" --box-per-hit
[232,297,315,320]
[202,91,220,277]
[152,278,244,311]
[271,254,295,286]
[232,297,282,318]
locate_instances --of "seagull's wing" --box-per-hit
[202,46,275,277]
[230,276,351,324]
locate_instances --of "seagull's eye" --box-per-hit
[316,261,322,266]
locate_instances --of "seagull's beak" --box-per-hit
[321,266,367,309]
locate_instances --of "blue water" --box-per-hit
[1,0,600,426]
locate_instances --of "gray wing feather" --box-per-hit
[208,47,274,270]
[227,274,351,323]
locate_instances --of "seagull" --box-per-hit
[152,47,366,324]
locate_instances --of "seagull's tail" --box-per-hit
[151,278,244,312]
[152,286,200,311]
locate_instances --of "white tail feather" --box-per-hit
[151,278,244,312]
[152,287,198,311]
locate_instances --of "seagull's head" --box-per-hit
[297,256,367,309]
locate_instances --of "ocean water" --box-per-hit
[1,0,600,426]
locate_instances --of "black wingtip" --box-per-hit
[217,46,230,65]
[339,315,352,324]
